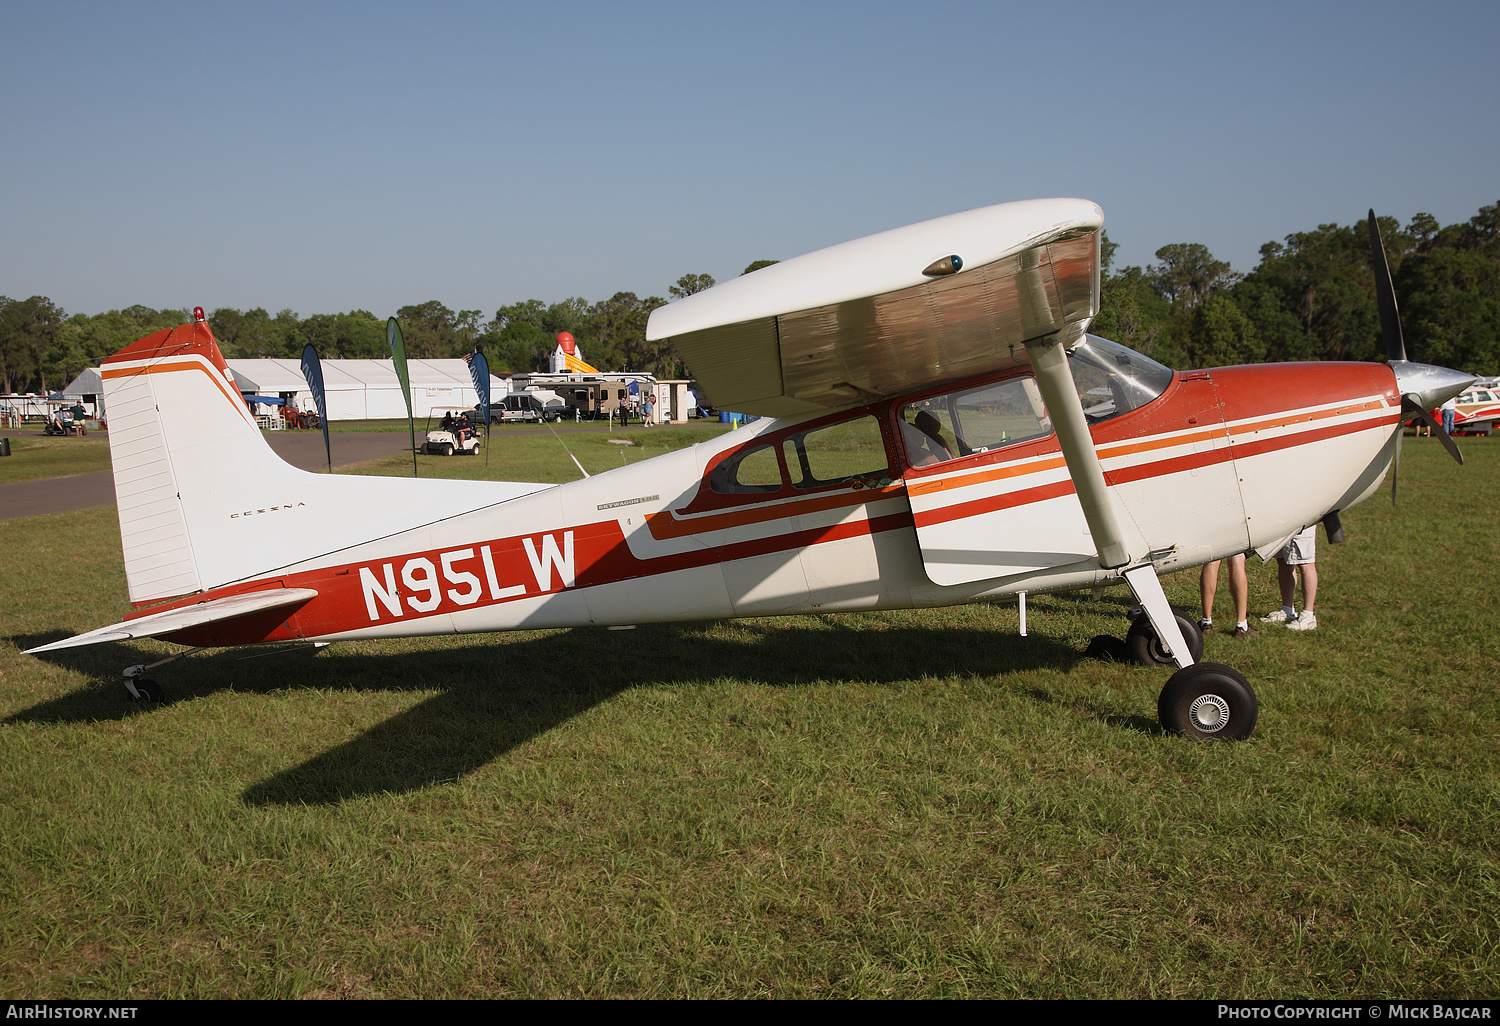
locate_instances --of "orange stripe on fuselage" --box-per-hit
[645,483,905,540]
[905,455,1067,498]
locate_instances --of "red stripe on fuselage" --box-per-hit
[158,509,917,647]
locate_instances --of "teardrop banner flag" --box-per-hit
[465,348,490,430]
[465,348,491,468]
[387,317,417,477]
[300,344,332,473]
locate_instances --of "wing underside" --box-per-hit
[648,199,1103,418]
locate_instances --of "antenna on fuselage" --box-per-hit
[544,420,589,479]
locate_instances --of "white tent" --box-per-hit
[225,359,509,421]
[63,359,509,422]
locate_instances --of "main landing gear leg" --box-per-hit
[1122,565,1258,741]
[1122,566,1192,669]
[122,647,205,703]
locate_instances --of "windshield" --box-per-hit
[1066,335,1174,424]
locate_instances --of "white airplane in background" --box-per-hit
[25,200,1473,741]
[1447,381,1500,436]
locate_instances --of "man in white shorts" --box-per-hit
[1261,526,1318,631]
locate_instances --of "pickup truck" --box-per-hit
[481,392,567,424]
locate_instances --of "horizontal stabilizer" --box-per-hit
[24,589,319,654]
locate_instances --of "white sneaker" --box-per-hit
[1286,611,1318,631]
[1260,609,1295,624]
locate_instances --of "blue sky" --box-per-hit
[2,1,1496,318]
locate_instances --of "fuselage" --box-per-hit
[1451,386,1500,433]
[147,355,1401,649]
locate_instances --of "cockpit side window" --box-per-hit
[899,377,1052,467]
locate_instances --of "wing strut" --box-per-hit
[1023,325,1195,669]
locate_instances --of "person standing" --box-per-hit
[1200,553,1258,638]
[1261,526,1318,631]
[642,392,655,427]
[1441,395,1458,435]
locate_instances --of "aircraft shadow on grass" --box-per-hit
[8,611,1156,804]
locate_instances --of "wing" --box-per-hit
[646,198,1103,418]
[24,588,319,654]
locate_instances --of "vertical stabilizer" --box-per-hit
[103,319,246,603]
[100,316,551,607]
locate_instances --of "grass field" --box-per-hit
[351,422,733,482]
[1,436,1496,998]
[0,435,112,485]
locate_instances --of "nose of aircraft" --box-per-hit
[1391,361,1475,412]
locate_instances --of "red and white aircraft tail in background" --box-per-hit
[26,200,1472,740]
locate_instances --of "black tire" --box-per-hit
[1157,662,1257,741]
[129,678,163,703]
[441,443,453,456]
[1127,610,1204,666]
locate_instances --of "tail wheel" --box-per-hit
[1127,610,1203,666]
[1158,662,1257,741]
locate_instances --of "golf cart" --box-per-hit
[43,402,87,436]
[423,406,481,456]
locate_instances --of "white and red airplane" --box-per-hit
[25,199,1472,741]
[1448,381,1500,436]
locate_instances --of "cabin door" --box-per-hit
[900,376,1097,588]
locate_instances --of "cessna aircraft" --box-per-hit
[1448,381,1500,436]
[25,199,1473,741]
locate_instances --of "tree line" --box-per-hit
[1092,201,1499,374]
[2,202,1496,395]
[0,266,765,395]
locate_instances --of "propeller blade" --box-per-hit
[1368,210,1407,364]
[1321,510,1345,544]
[1402,394,1465,465]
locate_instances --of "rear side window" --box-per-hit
[710,443,785,493]
[782,415,889,488]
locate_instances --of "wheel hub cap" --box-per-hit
[1188,694,1231,732]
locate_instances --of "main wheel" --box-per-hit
[1127,610,1204,667]
[128,678,163,703]
[1157,662,1257,741]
